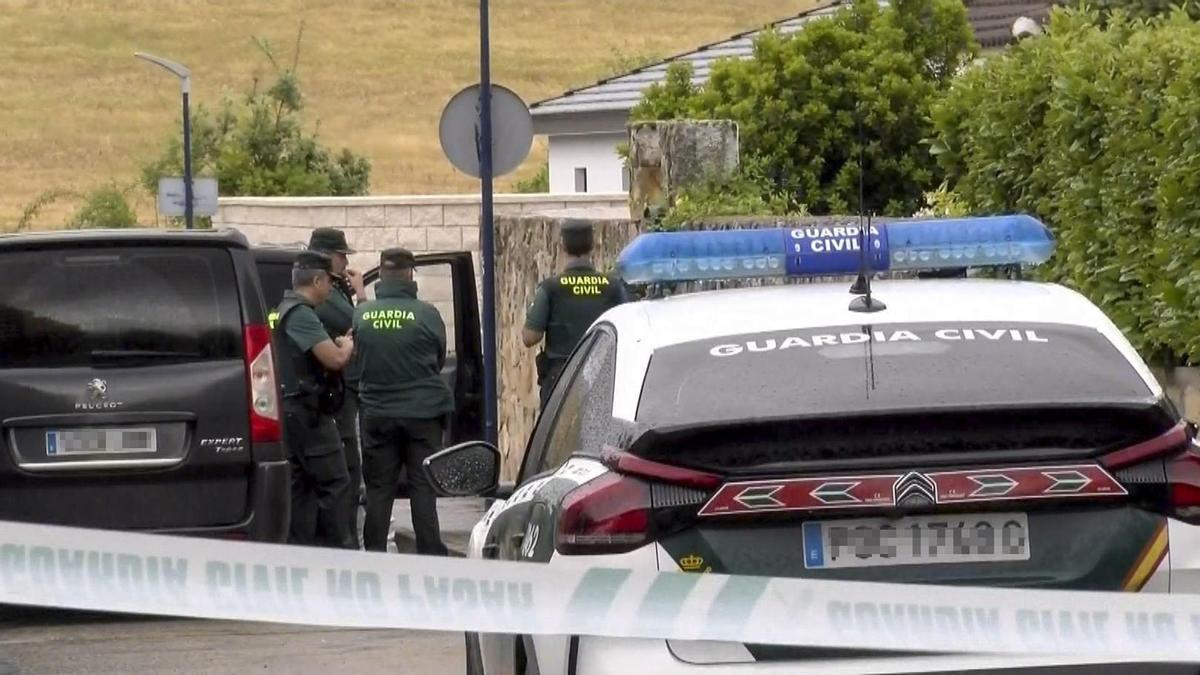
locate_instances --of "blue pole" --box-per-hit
[182,89,194,230]
[478,0,498,447]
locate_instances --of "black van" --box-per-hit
[0,228,288,541]
[251,244,484,448]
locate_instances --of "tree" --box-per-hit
[71,184,138,229]
[632,0,976,217]
[141,25,371,202]
[931,7,1200,365]
[514,163,549,193]
[1053,0,1200,21]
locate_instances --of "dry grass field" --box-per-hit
[0,0,812,229]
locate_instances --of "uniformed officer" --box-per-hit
[523,220,628,407]
[354,248,452,555]
[307,227,365,549]
[274,251,356,548]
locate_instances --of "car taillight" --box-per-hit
[1101,422,1190,470]
[244,324,281,444]
[1167,444,1200,518]
[601,447,723,490]
[1103,422,1200,522]
[555,473,652,556]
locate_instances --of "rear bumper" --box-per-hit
[152,460,290,543]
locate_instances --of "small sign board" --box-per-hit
[439,83,533,178]
[158,177,218,217]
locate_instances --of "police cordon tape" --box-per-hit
[0,519,1196,662]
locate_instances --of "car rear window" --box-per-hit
[0,246,242,368]
[637,322,1154,426]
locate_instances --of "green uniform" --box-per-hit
[313,277,362,550]
[274,290,351,549]
[314,279,361,387]
[354,278,452,555]
[525,260,628,405]
[354,279,454,420]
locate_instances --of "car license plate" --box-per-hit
[802,512,1030,569]
[45,428,157,456]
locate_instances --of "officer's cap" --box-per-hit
[380,247,415,271]
[561,219,592,235]
[308,227,354,254]
[561,219,594,253]
[294,250,333,273]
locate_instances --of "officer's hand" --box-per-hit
[346,268,366,299]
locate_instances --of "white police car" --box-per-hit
[425,217,1200,674]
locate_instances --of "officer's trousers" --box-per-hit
[537,360,566,410]
[284,405,352,549]
[360,415,447,555]
[333,390,363,549]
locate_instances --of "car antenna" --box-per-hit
[849,107,885,312]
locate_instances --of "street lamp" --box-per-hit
[135,51,194,230]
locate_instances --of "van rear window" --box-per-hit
[0,247,242,368]
[637,322,1154,426]
[255,259,293,309]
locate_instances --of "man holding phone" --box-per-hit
[308,227,365,549]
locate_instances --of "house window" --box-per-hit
[622,166,631,192]
[574,167,588,193]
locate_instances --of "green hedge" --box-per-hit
[932,8,1200,366]
[634,0,976,217]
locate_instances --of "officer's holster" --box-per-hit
[536,352,566,393]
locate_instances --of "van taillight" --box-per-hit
[244,324,280,443]
[555,473,652,555]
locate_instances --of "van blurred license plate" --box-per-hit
[802,512,1030,569]
[45,428,157,456]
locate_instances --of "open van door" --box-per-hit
[363,251,484,444]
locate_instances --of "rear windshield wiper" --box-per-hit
[89,349,204,361]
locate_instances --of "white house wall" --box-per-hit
[547,132,626,194]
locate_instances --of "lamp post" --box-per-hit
[478,0,498,447]
[135,52,193,230]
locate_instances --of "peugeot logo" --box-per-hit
[86,378,108,401]
[893,472,937,507]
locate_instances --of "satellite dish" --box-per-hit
[439,83,533,178]
[1012,16,1042,40]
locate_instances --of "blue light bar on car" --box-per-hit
[616,215,1055,284]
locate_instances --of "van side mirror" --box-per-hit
[422,441,501,497]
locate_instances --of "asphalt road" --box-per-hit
[0,608,464,674]
[0,499,488,674]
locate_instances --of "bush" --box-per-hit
[141,25,371,200]
[17,189,77,231]
[1053,0,1200,22]
[514,163,549,193]
[658,159,799,230]
[633,0,976,217]
[71,184,138,229]
[931,8,1200,365]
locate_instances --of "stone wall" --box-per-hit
[494,215,638,477]
[628,120,739,221]
[214,193,629,272]
[1153,367,1200,422]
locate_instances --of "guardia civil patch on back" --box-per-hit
[361,309,416,329]
[559,273,610,297]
